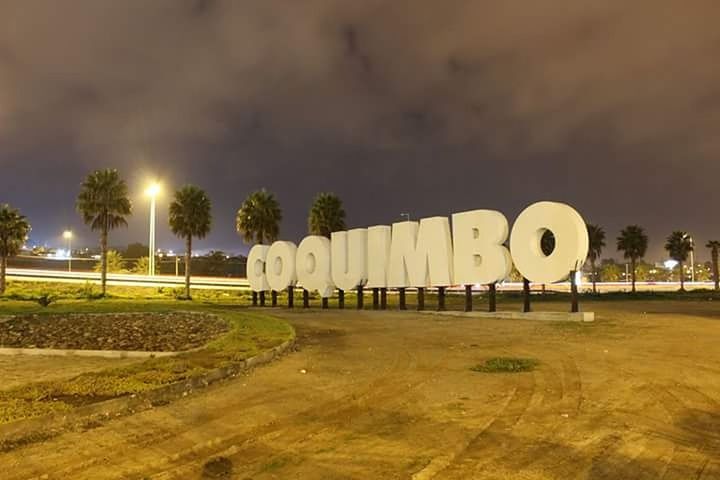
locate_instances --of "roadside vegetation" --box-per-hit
[471,357,539,373]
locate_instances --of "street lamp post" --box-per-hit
[63,230,73,272]
[690,237,695,283]
[682,233,695,284]
[400,213,410,222]
[145,183,161,276]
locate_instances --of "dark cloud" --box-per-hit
[0,0,719,260]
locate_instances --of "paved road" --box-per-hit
[6,268,249,290]
[1,305,719,479]
[7,266,717,293]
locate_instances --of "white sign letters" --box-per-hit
[247,201,589,297]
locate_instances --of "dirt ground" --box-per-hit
[0,300,719,479]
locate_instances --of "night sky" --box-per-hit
[1,1,719,260]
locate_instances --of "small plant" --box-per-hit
[471,357,538,373]
[80,281,102,300]
[173,287,191,300]
[35,293,56,308]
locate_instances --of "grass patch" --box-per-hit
[0,306,294,424]
[471,357,538,373]
[260,456,292,473]
[0,280,252,305]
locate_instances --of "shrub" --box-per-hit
[471,357,538,373]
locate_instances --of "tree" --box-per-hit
[586,224,606,294]
[93,249,126,273]
[76,169,132,296]
[695,261,712,282]
[616,225,648,293]
[308,192,346,238]
[124,242,149,259]
[707,240,720,291]
[204,250,227,277]
[0,204,31,294]
[169,185,212,299]
[665,231,693,291]
[236,189,282,244]
[634,261,651,282]
[600,262,622,282]
[133,256,150,274]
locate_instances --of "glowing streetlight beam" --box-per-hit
[145,182,161,276]
[62,230,73,272]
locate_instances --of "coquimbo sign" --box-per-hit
[247,201,589,298]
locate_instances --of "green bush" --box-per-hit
[471,357,538,373]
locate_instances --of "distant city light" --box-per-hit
[52,249,70,259]
[664,259,679,269]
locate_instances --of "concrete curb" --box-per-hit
[417,310,595,322]
[0,337,296,451]
[0,347,182,358]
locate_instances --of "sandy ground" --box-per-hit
[0,301,719,479]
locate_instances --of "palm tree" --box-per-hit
[616,225,648,293]
[133,256,150,274]
[169,185,212,299]
[707,240,720,291]
[236,188,282,244]
[587,224,606,294]
[665,231,693,291]
[0,204,31,294]
[308,192,346,238]
[76,169,132,296]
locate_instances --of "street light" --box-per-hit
[62,230,73,272]
[682,233,695,283]
[145,182,161,276]
[400,213,410,222]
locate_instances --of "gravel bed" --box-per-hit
[0,312,229,352]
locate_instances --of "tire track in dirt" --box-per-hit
[148,338,452,479]
[8,325,446,479]
[425,370,537,479]
[449,355,589,479]
[649,385,719,480]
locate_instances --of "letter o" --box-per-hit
[246,244,270,292]
[266,241,297,292]
[509,201,588,284]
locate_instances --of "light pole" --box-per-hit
[683,233,695,283]
[689,236,695,283]
[400,213,410,222]
[63,230,73,272]
[145,182,161,276]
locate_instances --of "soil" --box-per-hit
[0,300,719,479]
[0,312,228,351]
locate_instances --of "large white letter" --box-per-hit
[452,210,512,285]
[388,217,454,288]
[509,201,588,284]
[331,229,368,291]
[247,244,270,292]
[266,241,298,292]
[296,235,335,297]
[366,225,391,288]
